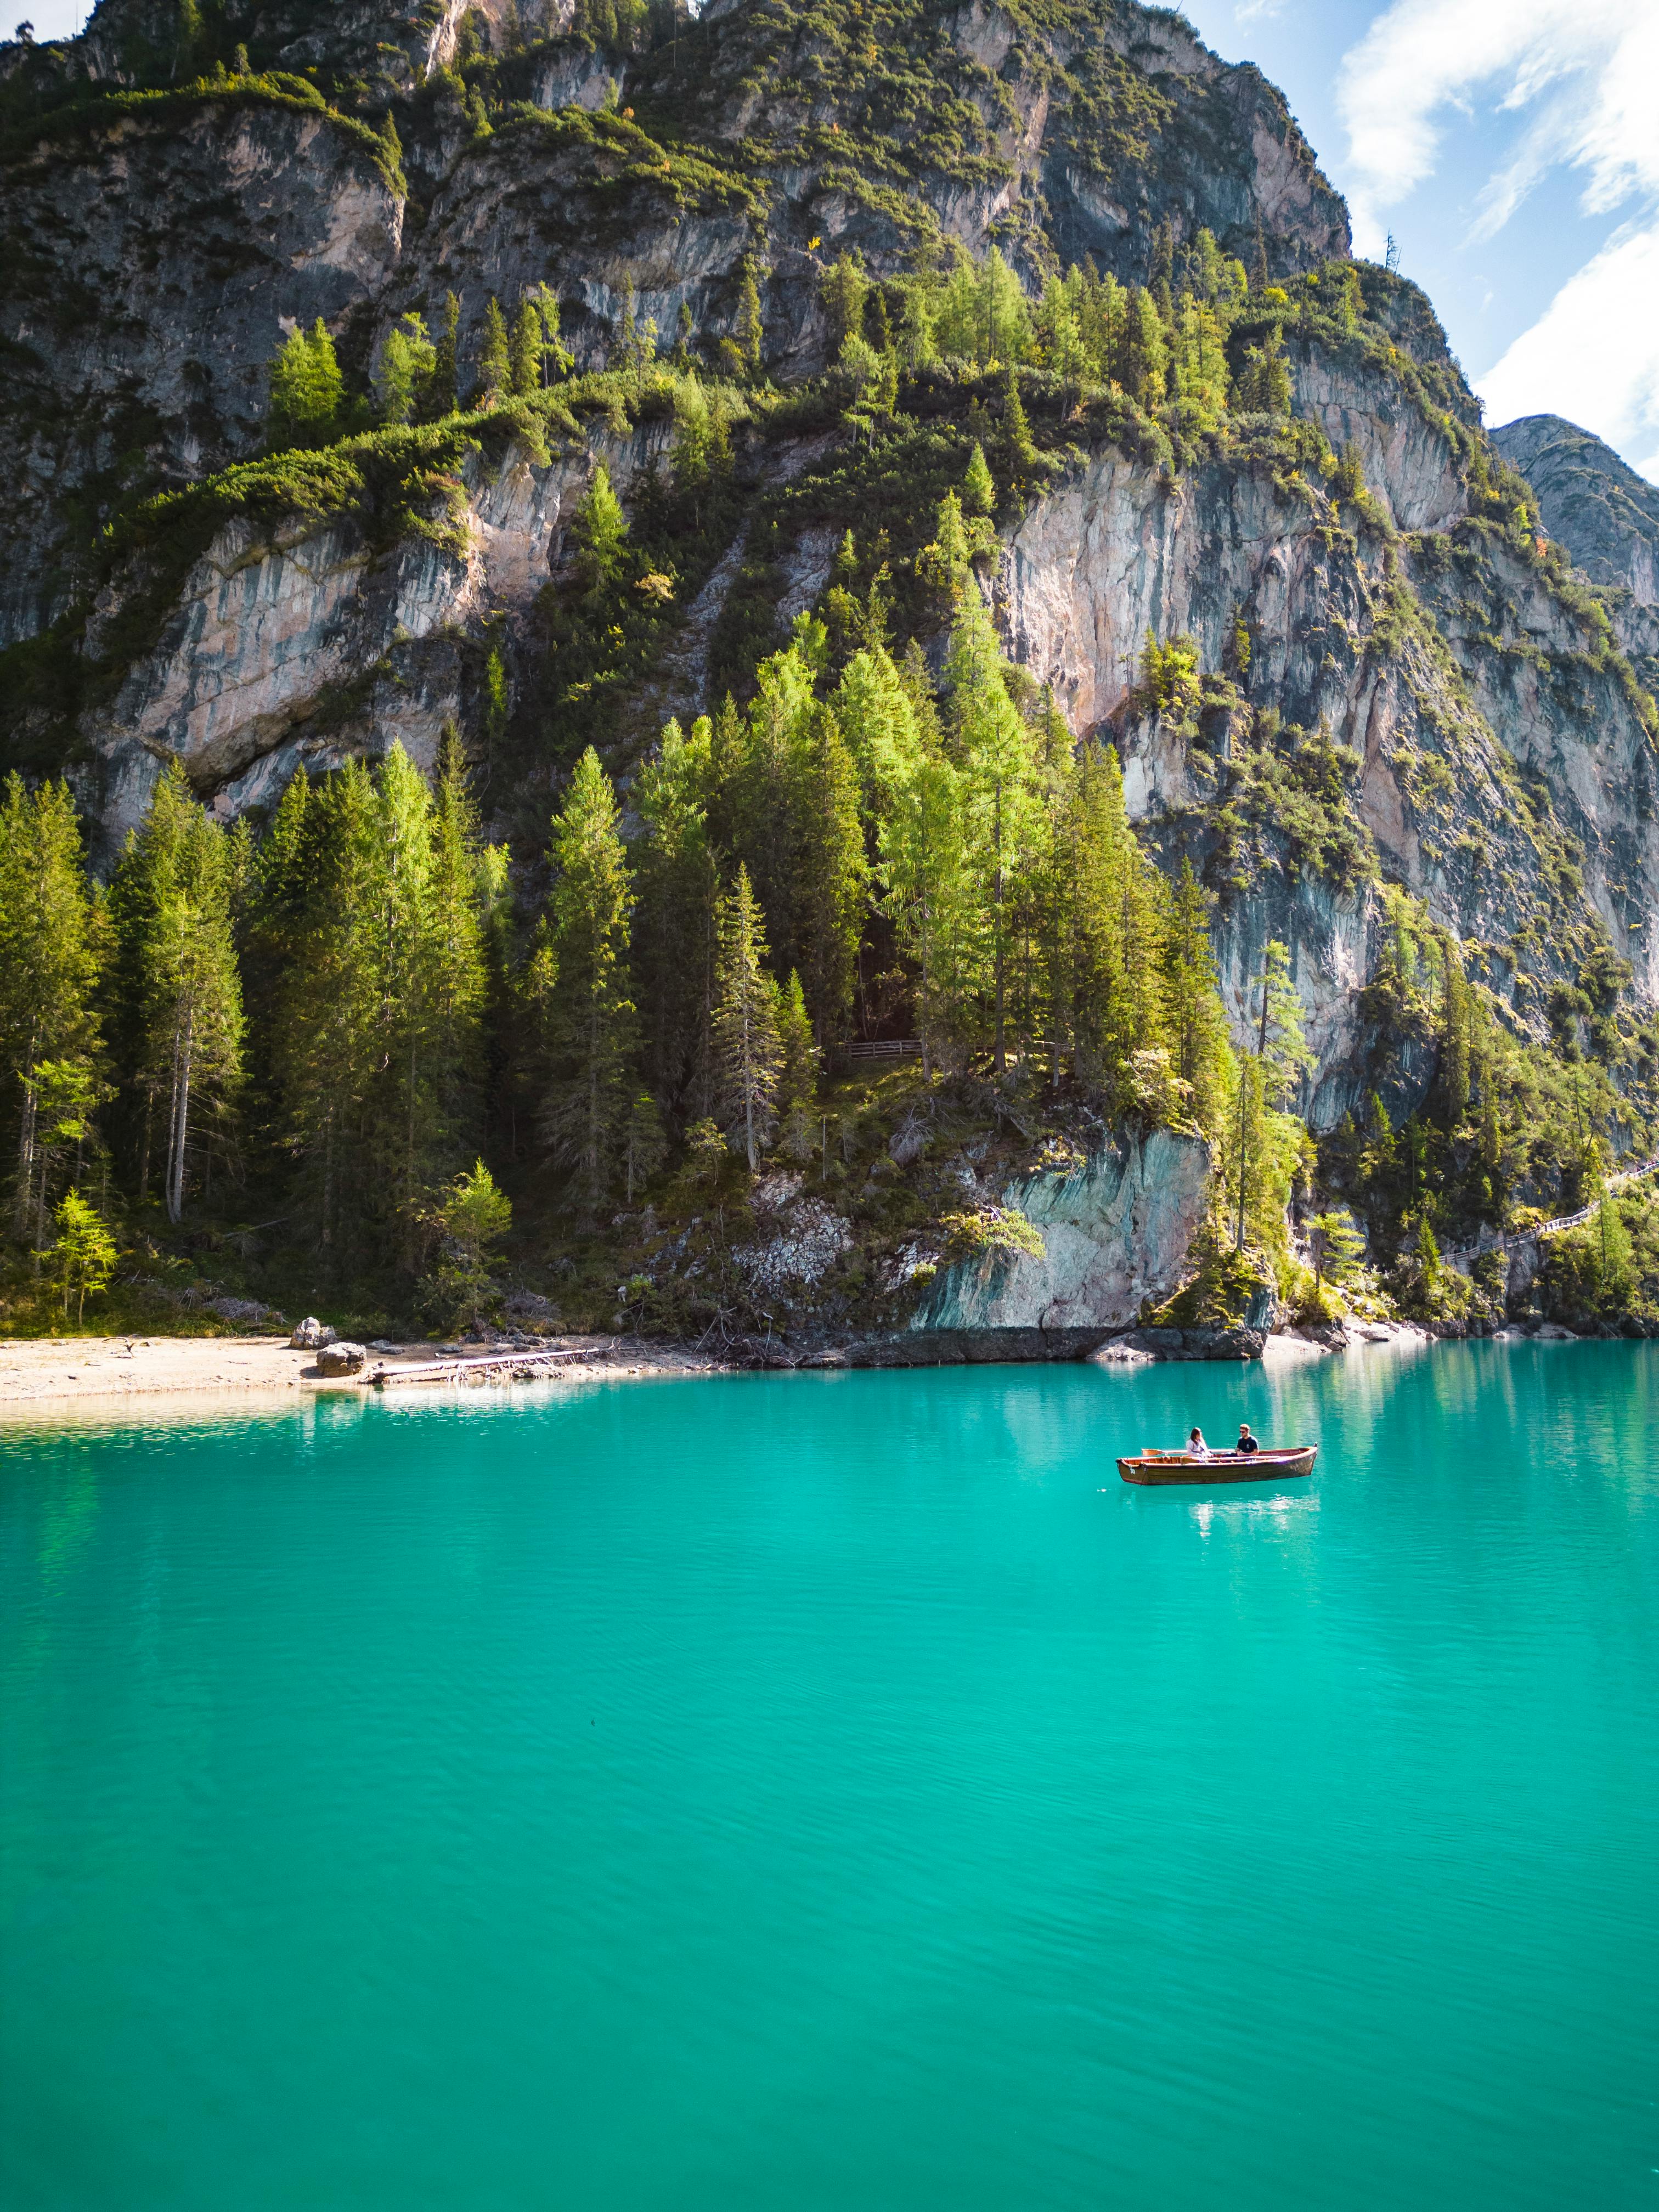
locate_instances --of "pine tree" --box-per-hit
[510,297,542,397]
[736,259,764,376]
[0,775,104,1251]
[821,251,868,354]
[633,717,719,1116]
[879,741,973,1077]
[111,760,244,1223]
[1161,859,1231,1135]
[364,744,442,1249]
[962,441,995,518]
[425,729,495,1160]
[429,291,461,416]
[482,648,507,777]
[774,970,818,1160]
[1440,932,1471,1124]
[1308,1206,1364,1290]
[710,866,781,1170]
[789,707,866,1043]
[268,320,342,446]
[1120,287,1170,409]
[623,1091,668,1199]
[946,585,1037,1069]
[541,749,638,1210]
[477,296,511,406]
[266,759,379,1261]
[573,462,627,594]
[377,311,436,426]
[49,1187,117,1322]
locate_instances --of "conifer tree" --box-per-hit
[1440,932,1471,1124]
[541,750,637,1210]
[963,441,995,518]
[510,296,543,397]
[623,1091,668,1199]
[50,1188,117,1322]
[821,251,868,354]
[0,775,104,1250]
[736,259,764,376]
[789,708,866,1043]
[267,757,381,1260]
[710,866,781,1170]
[377,312,436,425]
[1161,860,1230,1135]
[945,584,1037,1068]
[429,291,461,416]
[111,761,244,1223]
[477,296,511,405]
[1118,286,1169,409]
[364,744,442,1246]
[879,742,973,1077]
[573,462,627,594]
[268,320,342,446]
[425,729,496,1156]
[633,718,719,1115]
[774,971,819,1161]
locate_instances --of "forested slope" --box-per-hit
[2,0,1658,1350]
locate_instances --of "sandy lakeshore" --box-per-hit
[0,1334,725,1417]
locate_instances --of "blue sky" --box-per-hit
[1180,0,1659,480]
[12,0,1658,480]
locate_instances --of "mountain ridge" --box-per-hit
[2,0,1659,1347]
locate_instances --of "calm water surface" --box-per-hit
[3,1342,1657,2209]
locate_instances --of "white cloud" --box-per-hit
[1477,220,1659,476]
[1336,0,1658,255]
[1337,0,1659,477]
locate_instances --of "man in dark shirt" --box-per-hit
[1236,1423,1260,1456]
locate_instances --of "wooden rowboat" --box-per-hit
[1118,1446,1317,1486]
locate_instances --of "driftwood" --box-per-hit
[369,1345,606,1389]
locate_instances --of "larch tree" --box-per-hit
[541,749,638,1211]
[945,582,1036,1069]
[268,319,343,446]
[1161,859,1232,1136]
[111,761,244,1223]
[788,706,866,1045]
[632,716,719,1118]
[267,758,383,1262]
[0,775,104,1251]
[710,866,782,1171]
[774,971,819,1162]
[477,296,511,406]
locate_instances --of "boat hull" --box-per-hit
[1118,1447,1317,1486]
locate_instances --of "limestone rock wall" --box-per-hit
[0,97,404,648]
[913,1129,1212,1330]
[76,421,668,848]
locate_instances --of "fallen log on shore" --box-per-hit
[368,1345,606,1389]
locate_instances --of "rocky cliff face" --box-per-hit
[75,422,664,850]
[3,0,1659,1325]
[0,0,1348,661]
[914,1128,1211,1329]
[1493,414,1659,691]
[0,91,403,646]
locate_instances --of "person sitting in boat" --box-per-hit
[1187,1427,1210,1460]
[1236,1423,1260,1457]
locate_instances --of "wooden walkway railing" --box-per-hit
[1441,1154,1659,1268]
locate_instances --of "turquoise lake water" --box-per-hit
[3,1343,1657,2209]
